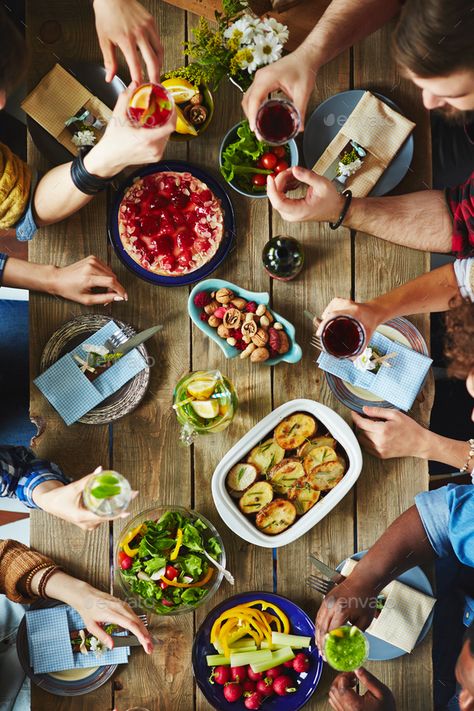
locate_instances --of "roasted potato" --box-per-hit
[239,481,274,514]
[297,436,337,457]
[226,463,258,497]
[303,446,337,475]
[288,476,321,514]
[247,438,285,473]
[274,413,317,450]
[268,458,305,495]
[306,459,345,491]
[256,499,297,534]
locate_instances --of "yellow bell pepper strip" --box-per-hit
[160,566,214,588]
[242,600,290,634]
[170,528,183,561]
[211,607,258,643]
[121,523,145,558]
[211,607,267,646]
[263,612,282,633]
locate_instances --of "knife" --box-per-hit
[111,325,163,356]
[112,634,143,648]
[309,553,343,581]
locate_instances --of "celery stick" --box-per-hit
[272,631,312,648]
[229,645,257,653]
[229,638,257,650]
[250,647,295,673]
[206,654,230,666]
[260,641,285,651]
[229,649,272,667]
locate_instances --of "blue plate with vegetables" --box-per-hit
[219,120,299,199]
[116,506,226,615]
[193,591,323,711]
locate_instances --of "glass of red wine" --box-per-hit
[320,315,366,358]
[255,98,301,145]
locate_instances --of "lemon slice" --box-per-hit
[187,379,216,400]
[162,77,198,104]
[130,84,153,110]
[330,628,345,639]
[175,104,198,136]
[190,399,219,419]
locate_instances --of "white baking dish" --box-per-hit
[211,398,363,548]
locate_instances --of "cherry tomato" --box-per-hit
[165,565,179,580]
[272,146,286,158]
[274,160,289,174]
[159,580,168,589]
[256,157,266,169]
[252,174,267,187]
[161,598,174,607]
[260,152,278,170]
[119,552,133,570]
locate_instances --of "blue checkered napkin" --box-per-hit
[26,605,130,674]
[317,330,432,411]
[34,321,147,426]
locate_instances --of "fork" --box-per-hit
[104,328,128,352]
[306,574,335,596]
[202,549,235,585]
[305,310,323,351]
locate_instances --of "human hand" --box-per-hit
[315,576,378,653]
[352,407,430,460]
[329,669,396,711]
[44,572,153,654]
[32,467,138,531]
[316,298,385,348]
[267,166,344,223]
[50,255,128,306]
[85,83,176,177]
[93,0,162,83]
[242,48,316,131]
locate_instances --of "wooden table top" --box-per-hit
[26,1,434,709]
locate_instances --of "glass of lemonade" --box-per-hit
[324,626,369,672]
[83,470,132,517]
[173,370,238,445]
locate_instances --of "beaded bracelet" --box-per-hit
[70,147,111,195]
[24,563,51,597]
[38,565,61,599]
[460,438,474,473]
[329,189,352,230]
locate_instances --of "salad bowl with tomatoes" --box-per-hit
[116,505,226,615]
[219,121,298,199]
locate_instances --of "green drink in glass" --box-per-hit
[173,370,238,445]
[83,470,132,517]
[324,626,369,672]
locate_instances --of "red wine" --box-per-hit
[256,99,300,145]
[321,316,366,358]
[262,236,304,281]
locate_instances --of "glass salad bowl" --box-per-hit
[115,506,226,616]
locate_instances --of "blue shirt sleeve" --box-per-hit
[0,445,69,508]
[14,169,39,242]
[415,484,474,566]
[0,253,8,285]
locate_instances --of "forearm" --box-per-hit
[367,263,460,322]
[344,191,453,252]
[349,506,434,592]
[300,0,402,70]
[420,431,473,470]
[2,256,57,293]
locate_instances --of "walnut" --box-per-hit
[252,328,269,348]
[190,92,203,105]
[215,287,234,304]
[223,308,241,329]
[250,347,270,363]
[240,343,256,359]
[256,304,266,317]
[217,324,231,339]
[231,297,247,310]
[242,320,258,338]
[208,315,221,328]
[204,299,220,315]
[184,104,207,125]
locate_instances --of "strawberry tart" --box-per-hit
[118,171,225,276]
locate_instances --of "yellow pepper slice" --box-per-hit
[211,607,266,644]
[170,528,183,561]
[121,524,144,558]
[160,566,214,588]
[242,600,290,634]
[263,611,282,633]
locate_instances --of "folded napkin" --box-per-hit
[26,605,129,674]
[21,64,112,156]
[34,321,147,425]
[312,91,415,196]
[340,558,435,653]
[317,330,432,411]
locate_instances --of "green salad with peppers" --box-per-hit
[118,510,222,614]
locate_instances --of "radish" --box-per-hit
[283,659,294,668]
[244,691,264,710]
[273,675,297,696]
[265,665,283,679]
[247,668,264,681]
[243,679,256,694]
[230,666,247,683]
[256,678,274,697]
[223,682,243,702]
[212,666,230,685]
[293,652,310,673]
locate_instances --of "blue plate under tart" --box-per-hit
[108,160,235,287]
[192,591,324,711]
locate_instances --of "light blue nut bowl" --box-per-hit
[219,121,299,199]
[188,278,302,365]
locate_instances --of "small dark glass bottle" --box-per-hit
[262,236,304,281]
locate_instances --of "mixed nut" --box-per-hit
[194,287,291,363]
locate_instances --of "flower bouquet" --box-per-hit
[164,0,289,93]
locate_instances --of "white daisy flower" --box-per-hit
[354,347,376,372]
[72,129,96,148]
[224,15,255,45]
[89,636,105,657]
[252,33,283,67]
[264,17,289,44]
[239,49,259,74]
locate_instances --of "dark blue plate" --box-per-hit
[192,591,324,711]
[108,160,236,287]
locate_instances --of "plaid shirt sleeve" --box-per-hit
[445,171,474,257]
[0,253,8,285]
[0,445,69,508]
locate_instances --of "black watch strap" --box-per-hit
[70,147,111,195]
[329,189,352,230]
